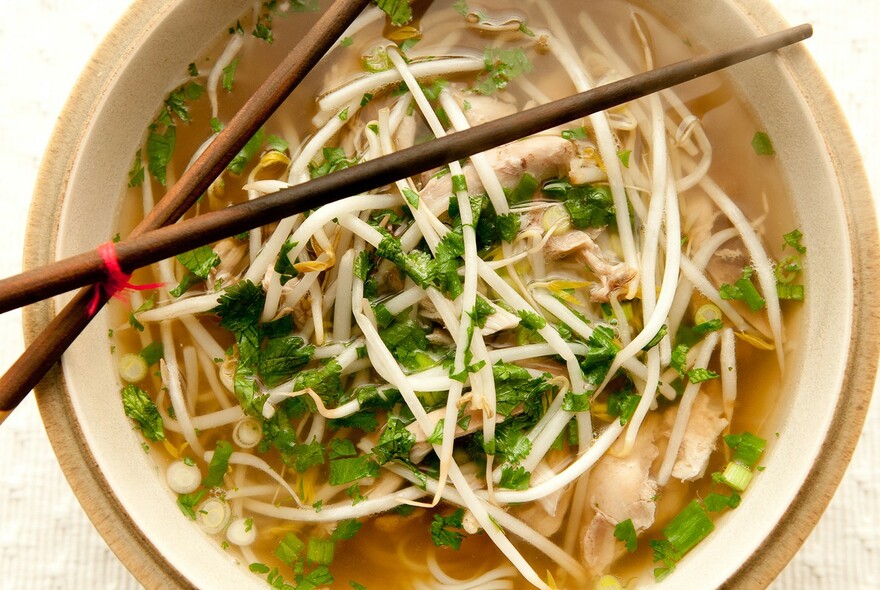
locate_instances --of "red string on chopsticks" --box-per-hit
[87,241,163,316]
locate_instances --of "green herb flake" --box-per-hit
[687,367,719,383]
[340,36,354,48]
[782,229,806,253]
[561,127,588,141]
[618,149,632,168]
[517,309,546,330]
[128,294,156,332]
[221,58,238,92]
[751,131,775,156]
[176,489,206,520]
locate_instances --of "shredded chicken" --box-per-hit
[544,230,637,302]
[581,418,660,574]
[671,390,729,481]
[419,135,575,213]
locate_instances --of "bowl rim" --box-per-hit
[22,0,879,588]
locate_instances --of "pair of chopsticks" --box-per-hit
[0,0,812,424]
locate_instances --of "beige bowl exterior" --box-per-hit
[23,1,878,589]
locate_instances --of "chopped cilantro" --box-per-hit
[274,239,299,285]
[472,47,533,95]
[687,367,719,383]
[373,417,416,464]
[499,465,531,490]
[332,519,363,541]
[258,335,314,388]
[176,489,206,520]
[129,294,156,332]
[309,146,356,178]
[430,509,466,549]
[614,519,638,553]
[496,213,520,242]
[121,384,165,441]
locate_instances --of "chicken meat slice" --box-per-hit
[581,417,660,574]
[418,135,575,214]
[544,230,637,302]
[671,390,729,481]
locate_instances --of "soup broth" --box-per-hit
[111,1,804,588]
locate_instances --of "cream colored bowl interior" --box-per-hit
[24,1,876,589]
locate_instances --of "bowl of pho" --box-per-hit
[23,0,878,589]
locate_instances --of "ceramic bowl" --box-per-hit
[23,1,878,588]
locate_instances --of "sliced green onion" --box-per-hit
[720,461,753,491]
[694,303,722,325]
[118,353,148,382]
[307,537,336,565]
[166,459,201,494]
[232,417,263,449]
[663,500,715,555]
[197,497,231,534]
[226,517,257,546]
[724,431,767,467]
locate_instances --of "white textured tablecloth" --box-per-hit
[0,2,876,589]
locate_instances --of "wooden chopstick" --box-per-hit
[0,21,812,421]
[0,0,371,423]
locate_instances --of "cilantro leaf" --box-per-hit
[499,465,531,490]
[373,417,415,464]
[258,335,315,388]
[212,280,265,333]
[146,124,176,186]
[374,0,413,26]
[430,509,465,549]
[121,384,165,441]
[177,489,206,520]
[328,455,380,486]
[614,518,638,553]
